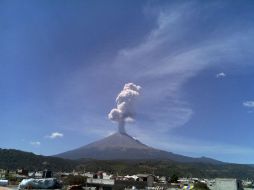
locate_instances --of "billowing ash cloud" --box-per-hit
[108,83,141,134]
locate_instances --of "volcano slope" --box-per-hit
[55,132,221,164]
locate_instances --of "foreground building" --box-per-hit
[215,178,243,190]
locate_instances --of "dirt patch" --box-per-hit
[0,187,9,190]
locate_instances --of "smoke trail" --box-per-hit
[108,83,141,134]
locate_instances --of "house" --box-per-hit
[85,171,115,190]
[136,174,155,187]
[34,171,43,178]
[0,169,6,178]
[158,176,168,184]
[84,172,94,178]
[16,169,29,176]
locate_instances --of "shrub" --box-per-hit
[63,175,86,185]
[193,181,210,190]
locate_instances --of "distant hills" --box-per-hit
[55,132,222,164]
[0,149,254,179]
[1,148,254,179]
[0,148,78,171]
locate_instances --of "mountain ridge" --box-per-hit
[55,132,222,164]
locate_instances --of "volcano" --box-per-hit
[55,132,221,164]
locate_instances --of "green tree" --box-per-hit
[63,175,87,186]
[170,174,179,183]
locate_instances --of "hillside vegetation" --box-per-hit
[1,148,254,179]
[0,148,78,171]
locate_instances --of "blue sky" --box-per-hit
[1,0,254,164]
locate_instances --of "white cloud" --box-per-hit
[47,132,64,139]
[243,101,254,108]
[30,141,41,146]
[216,72,226,78]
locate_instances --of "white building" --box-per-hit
[215,178,243,190]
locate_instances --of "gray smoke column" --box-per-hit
[108,83,141,134]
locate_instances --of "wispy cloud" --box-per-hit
[243,101,254,108]
[46,132,64,139]
[110,2,254,132]
[57,2,254,150]
[216,72,226,78]
[30,141,41,146]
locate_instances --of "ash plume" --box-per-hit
[108,83,141,134]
